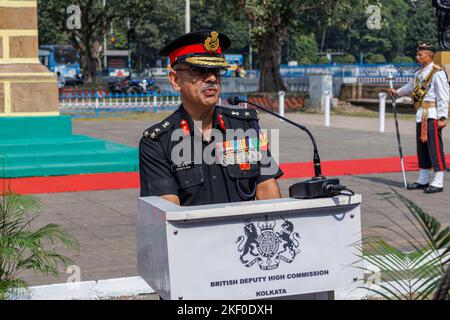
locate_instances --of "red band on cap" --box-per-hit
[169,44,222,65]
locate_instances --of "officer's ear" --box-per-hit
[168,69,182,92]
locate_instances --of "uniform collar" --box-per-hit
[212,106,227,132]
[421,62,434,72]
[178,105,196,134]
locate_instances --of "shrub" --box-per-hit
[365,53,386,64]
[0,190,78,299]
[357,189,449,300]
[334,54,356,64]
[318,56,330,64]
[392,56,414,64]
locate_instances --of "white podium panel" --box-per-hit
[137,196,363,300]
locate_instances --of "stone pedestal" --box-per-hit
[434,50,450,81]
[307,72,333,110]
[0,0,59,116]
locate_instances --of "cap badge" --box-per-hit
[204,31,220,52]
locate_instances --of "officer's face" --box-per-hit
[169,63,222,108]
[416,50,434,65]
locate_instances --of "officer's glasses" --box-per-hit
[175,66,227,77]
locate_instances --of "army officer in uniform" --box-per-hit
[139,30,283,205]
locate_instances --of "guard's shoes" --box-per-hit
[424,186,444,193]
[406,182,429,190]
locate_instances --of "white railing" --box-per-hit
[59,91,182,118]
[59,91,249,118]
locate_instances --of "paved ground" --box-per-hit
[72,112,450,163]
[20,112,450,286]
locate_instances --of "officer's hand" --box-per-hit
[387,88,397,96]
[438,119,447,129]
[160,194,180,205]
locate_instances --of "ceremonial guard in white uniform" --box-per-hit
[389,43,449,193]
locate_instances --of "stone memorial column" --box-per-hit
[0,0,59,116]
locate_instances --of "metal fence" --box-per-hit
[59,91,248,118]
[154,77,309,94]
[355,76,412,84]
[60,91,181,118]
[278,63,418,78]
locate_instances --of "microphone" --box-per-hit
[227,96,346,199]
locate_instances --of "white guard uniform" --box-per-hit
[397,62,449,122]
[396,62,449,188]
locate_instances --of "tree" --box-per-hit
[131,0,183,70]
[242,0,356,92]
[318,56,330,64]
[334,54,356,64]
[392,56,414,64]
[37,4,69,45]
[405,0,437,57]
[216,0,351,93]
[191,1,250,52]
[319,0,414,63]
[365,52,386,64]
[38,0,253,77]
[289,34,319,64]
[38,0,154,83]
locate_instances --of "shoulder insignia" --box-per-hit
[142,117,175,140]
[219,106,259,120]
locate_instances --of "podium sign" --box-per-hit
[137,196,363,300]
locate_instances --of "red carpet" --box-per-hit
[2,155,450,195]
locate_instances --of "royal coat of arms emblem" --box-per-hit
[236,215,301,270]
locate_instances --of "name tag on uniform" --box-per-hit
[171,161,193,172]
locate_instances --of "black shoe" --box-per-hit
[424,186,444,193]
[407,182,429,190]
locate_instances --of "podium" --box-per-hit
[137,195,363,300]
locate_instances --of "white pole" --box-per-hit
[378,92,386,133]
[278,91,285,119]
[185,0,191,33]
[95,94,99,117]
[153,94,158,112]
[324,91,330,127]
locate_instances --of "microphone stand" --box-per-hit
[228,97,345,199]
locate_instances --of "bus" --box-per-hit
[38,45,82,82]
[224,54,244,77]
[104,50,130,78]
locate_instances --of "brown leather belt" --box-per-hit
[419,101,436,143]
